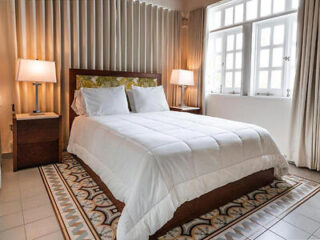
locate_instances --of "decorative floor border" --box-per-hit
[39,153,320,240]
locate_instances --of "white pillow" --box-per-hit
[131,86,169,113]
[81,86,130,116]
[126,90,136,112]
[71,90,87,115]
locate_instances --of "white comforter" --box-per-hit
[67,111,288,240]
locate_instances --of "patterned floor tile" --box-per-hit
[39,153,320,240]
[232,218,265,239]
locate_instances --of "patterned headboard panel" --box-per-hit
[76,75,158,90]
[69,69,161,131]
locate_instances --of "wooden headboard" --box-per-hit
[69,68,161,131]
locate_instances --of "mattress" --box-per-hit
[67,111,288,240]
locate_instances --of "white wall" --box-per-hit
[206,95,292,155]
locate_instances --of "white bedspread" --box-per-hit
[67,111,288,240]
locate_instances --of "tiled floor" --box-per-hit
[0,155,63,240]
[0,155,320,240]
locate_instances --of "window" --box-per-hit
[207,28,243,94]
[205,0,298,97]
[253,15,297,96]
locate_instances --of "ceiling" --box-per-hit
[139,0,221,11]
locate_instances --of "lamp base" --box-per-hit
[33,82,41,114]
[31,111,44,115]
[180,85,186,108]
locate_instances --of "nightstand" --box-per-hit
[170,106,201,114]
[13,112,62,171]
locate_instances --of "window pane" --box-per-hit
[273,25,285,45]
[225,72,233,88]
[215,38,222,53]
[215,55,222,70]
[271,70,282,88]
[260,49,270,68]
[214,72,222,92]
[227,35,234,51]
[292,0,299,9]
[226,53,234,69]
[260,0,271,17]
[236,33,243,50]
[261,28,271,46]
[246,0,257,20]
[273,0,285,13]
[235,72,241,88]
[235,4,244,23]
[213,11,222,29]
[291,47,296,64]
[272,47,283,67]
[225,7,234,26]
[235,52,242,69]
[292,22,297,44]
[259,71,269,88]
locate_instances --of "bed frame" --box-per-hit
[68,68,275,239]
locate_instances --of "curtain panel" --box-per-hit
[10,0,182,146]
[185,8,205,108]
[289,0,320,170]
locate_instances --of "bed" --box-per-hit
[67,69,288,240]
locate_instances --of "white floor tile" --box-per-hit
[0,212,24,232]
[23,204,54,224]
[0,225,26,240]
[304,195,320,210]
[0,188,21,203]
[20,184,46,200]
[309,236,320,240]
[25,216,60,240]
[294,204,320,223]
[283,211,320,234]
[21,194,50,210]
[0,200,22,217]
[255,230,284,240]
[313,228,320,238]
[270,220,311,240]
[33,230,64,240]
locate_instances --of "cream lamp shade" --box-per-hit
[170,69,194,86]
[16,59,57,83]
[16,59,57,113]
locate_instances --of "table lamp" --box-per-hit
[170,69,194,107]
[16,59,57,114]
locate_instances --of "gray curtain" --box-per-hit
[10,0,181,147]
[289,0,320,170]
[185,8,205,108]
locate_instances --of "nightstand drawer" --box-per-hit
[17,118,59,144]
[13,112,62,171]
[17,141,59,170]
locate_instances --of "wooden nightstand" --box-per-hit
[13,112,62,171]
[170,106,201,114]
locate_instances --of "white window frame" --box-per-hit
[252,14,297,96]
[210,27,243,94]
[205,0,298,97]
